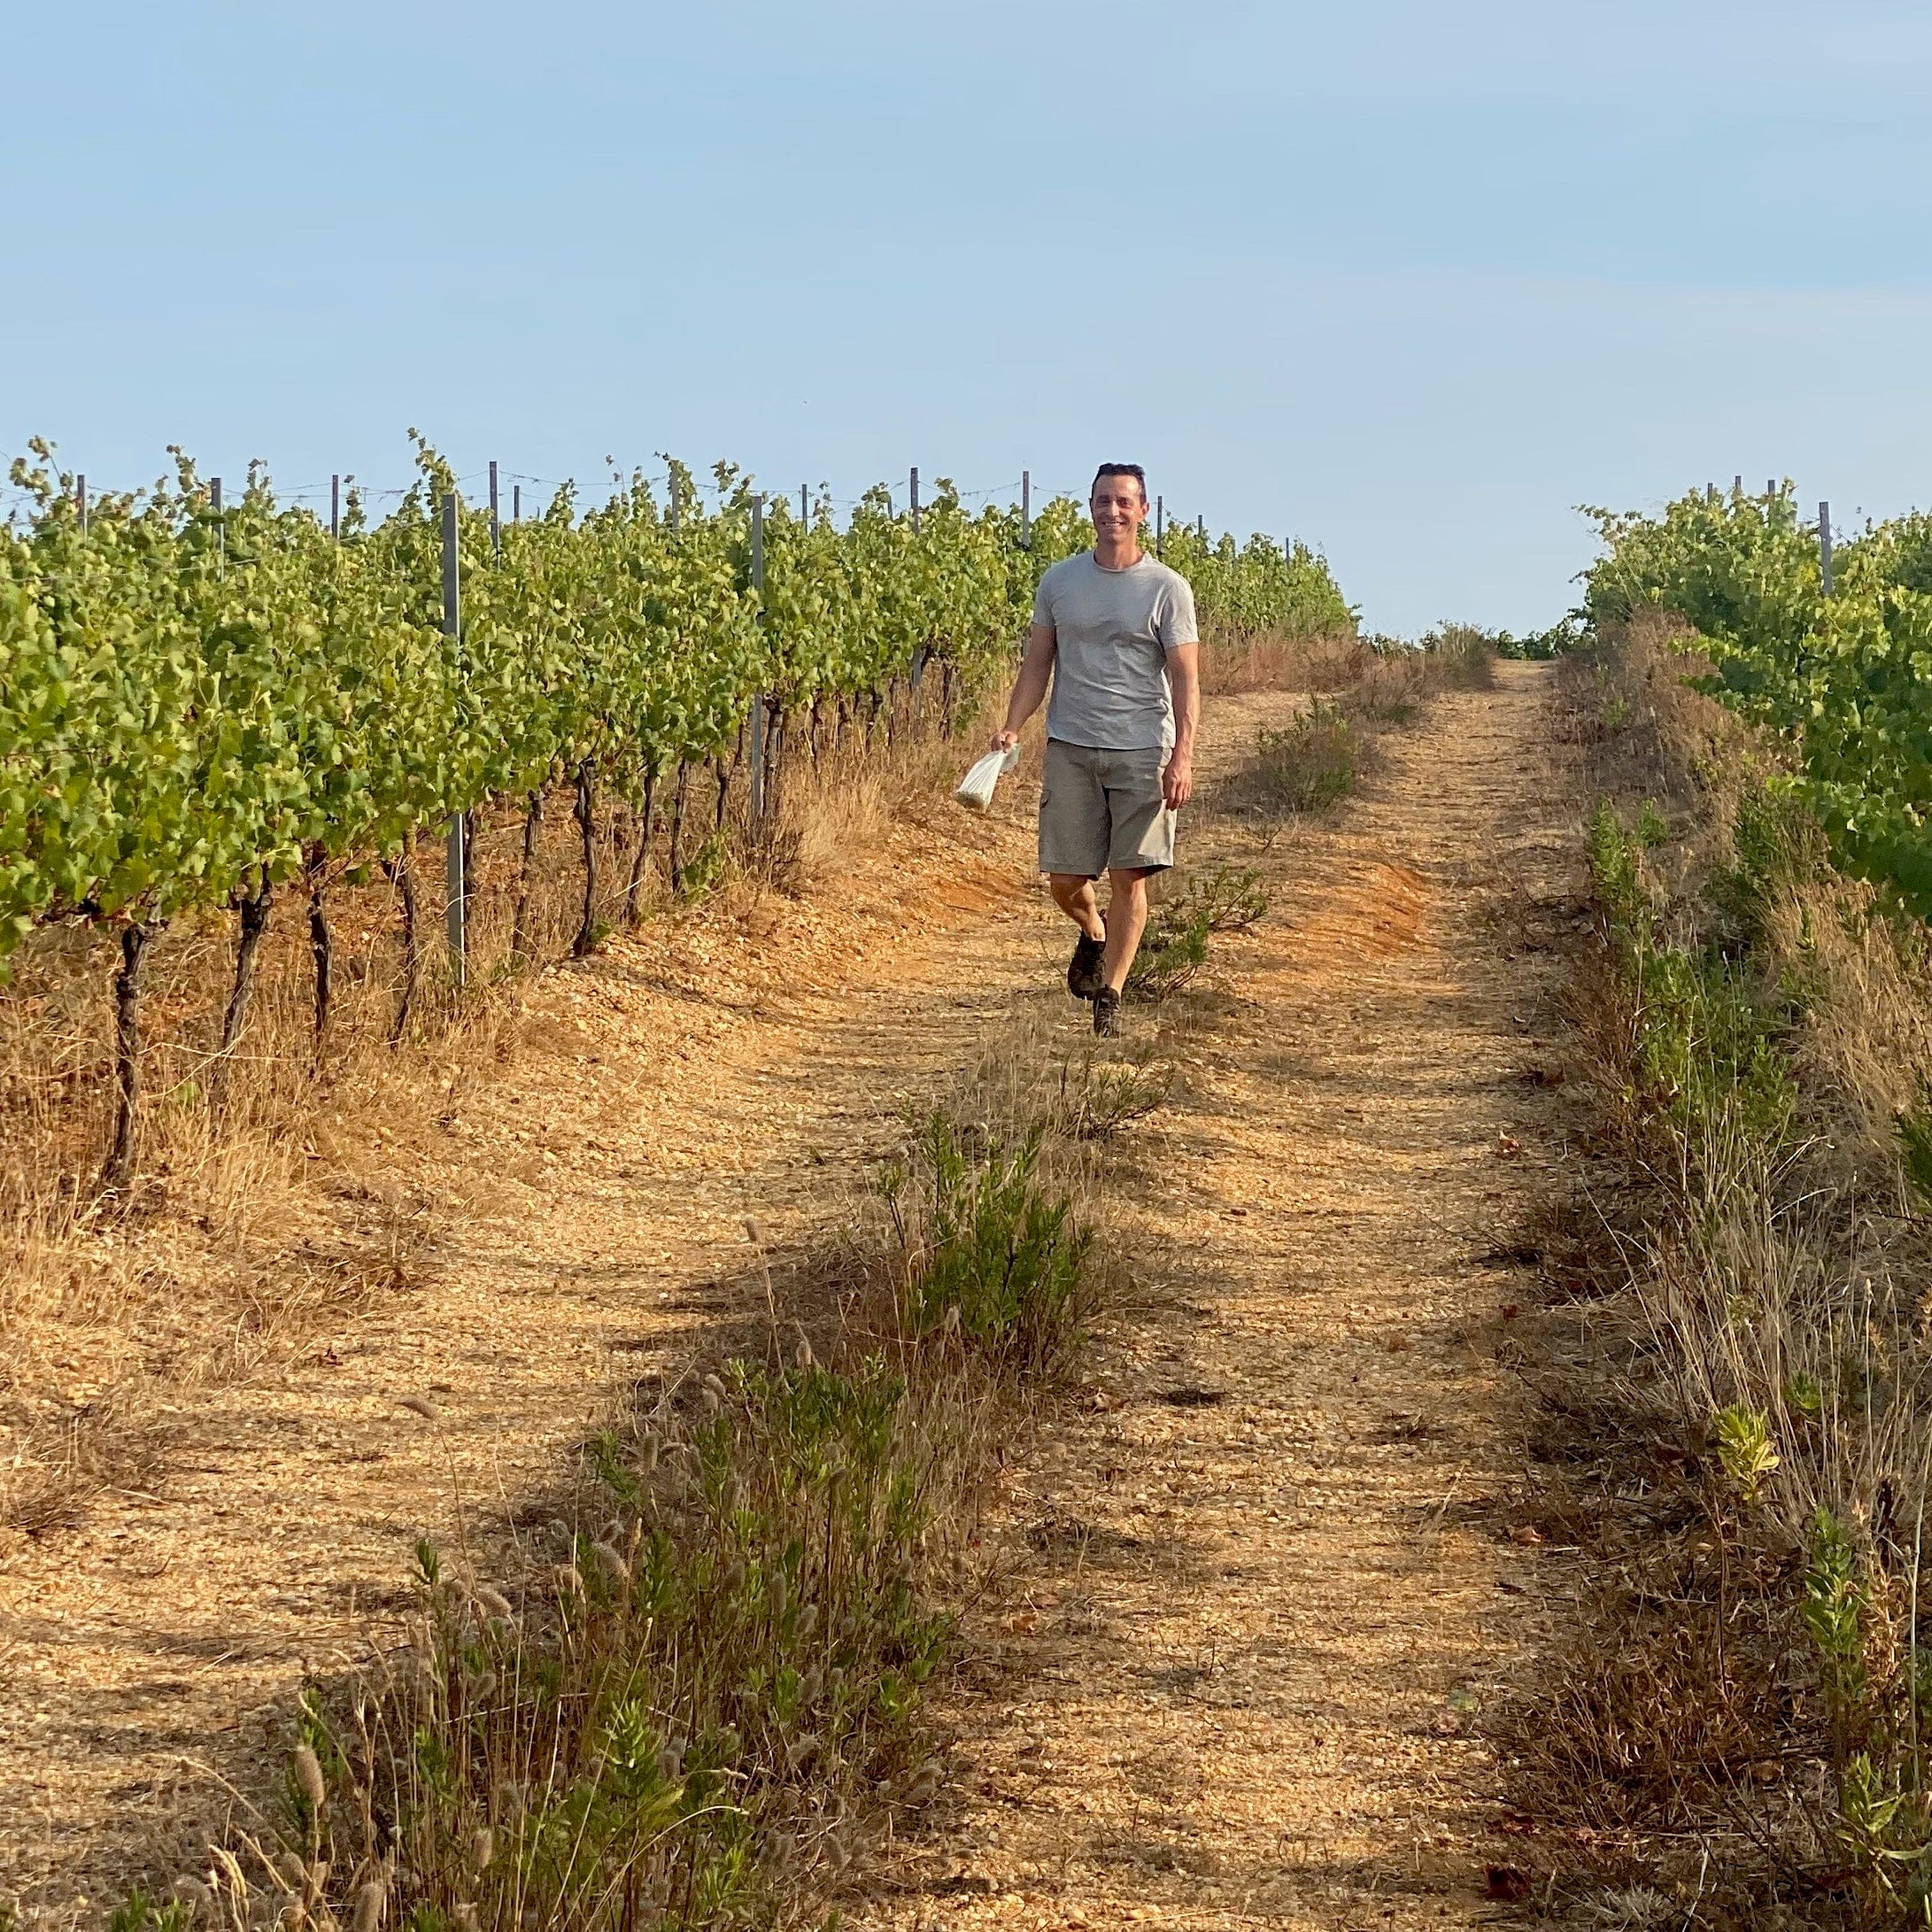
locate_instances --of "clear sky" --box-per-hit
[7,0,1931,635]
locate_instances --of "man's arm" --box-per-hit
[1163,642,1200,808]
[992,622,1056,750]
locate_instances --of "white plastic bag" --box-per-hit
[954,743,1021,811]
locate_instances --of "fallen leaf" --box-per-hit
[1495,1134,1524,1159]
[1509,1524,1545,1546]
[1499,1303,1521,1322]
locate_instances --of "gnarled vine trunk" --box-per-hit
[572,760,599,958]
[305,845,333,1051]
[385,851,421,1045]
[212,877,274,1117]
[511,788,543,963]
[669,760,692,891]
[625,766,659,925]
[764,699,786,821]
[101,918,158,1191]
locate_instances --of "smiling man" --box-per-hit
[991,463,1201,1036]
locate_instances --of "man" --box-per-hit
[991,463,1200,1037]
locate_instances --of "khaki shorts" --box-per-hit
[1039,739,1177,878]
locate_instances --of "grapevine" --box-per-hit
[0,436,1356,1179]
[1583,484,1932,917]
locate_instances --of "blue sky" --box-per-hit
[7,0,1931,634]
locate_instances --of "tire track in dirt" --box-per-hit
[863,662,1577,1929]
[0,795,1067,1917]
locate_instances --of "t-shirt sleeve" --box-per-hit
[1161,574,1201,650]
[1031,570,1055,630]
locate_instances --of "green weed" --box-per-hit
[676,834,728,899]
[892,1117,1093,1372]
[1587,800,1795,1142]
[1128,864,1268,1001]
[105,1893,191,1932]
[1712,1404,1780,1505]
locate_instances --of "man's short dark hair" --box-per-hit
[1091,463,1148,503]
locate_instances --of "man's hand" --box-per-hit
[991,726,1020,753]
[1163,750,1194,810]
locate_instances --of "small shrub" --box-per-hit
[1126,900,1210,1001]
[1248,703,1360,813]
[1587,800,1663,940]
[1059,1051,1173,1140]
[893,1118,1093,1371]
[1339,669,1419,728]
[1127,864,1268,1001]
[1418,622,1499,687]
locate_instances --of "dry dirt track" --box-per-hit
[862,662,1580,1928]
[0,663,1578,1928]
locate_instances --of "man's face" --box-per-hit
[1090,475,1146,541]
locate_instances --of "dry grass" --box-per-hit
[1198,624,1367,696]
[174,993,1140,1931]
[0,681,999,1542]
[1511,618,1932,1922]
[1209,631,1499,831]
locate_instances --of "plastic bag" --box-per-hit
[954,743,1021,811]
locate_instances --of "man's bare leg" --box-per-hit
[1048,872,1106,943]
[1101,868,1152,991]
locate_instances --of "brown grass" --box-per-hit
[1509,617,1932,1921]
[1198,624,1367,696]
[0,679,998,1542]
[187,991,1135,1931]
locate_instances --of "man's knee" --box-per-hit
[1107,867,1153,901]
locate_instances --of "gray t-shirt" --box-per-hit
[1032,552,1199,752]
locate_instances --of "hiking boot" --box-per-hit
[1093,986,1123,1038]
[1066,926,1107,1001]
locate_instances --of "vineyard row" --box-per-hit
[1586,483,1932,918]
[1,437,1356,1181]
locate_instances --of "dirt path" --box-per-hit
[0,787,1057,1916]
[863,662,1579,1928]
[0,665,1574,1927]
